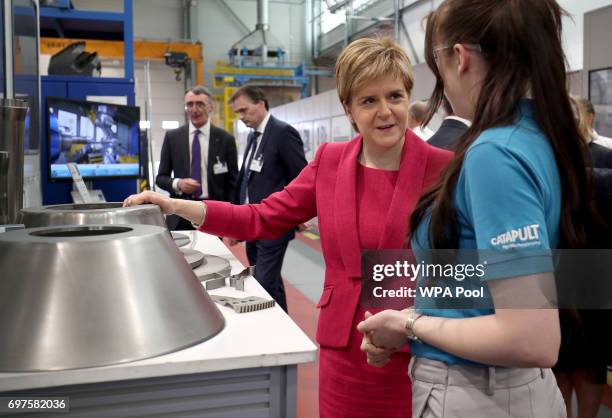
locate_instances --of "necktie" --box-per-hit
[238,131,261,204]
[190,129,202,199]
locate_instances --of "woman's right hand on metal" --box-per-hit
[123,191,176,215]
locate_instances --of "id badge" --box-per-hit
[213,156,229,175]
[213,163,228,174]
[250,157,263,173]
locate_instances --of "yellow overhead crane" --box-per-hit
[40,38,205,85]
[212,62,309,133]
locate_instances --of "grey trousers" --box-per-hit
[410,357,567,418]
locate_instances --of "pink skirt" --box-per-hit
[318,308,412,418]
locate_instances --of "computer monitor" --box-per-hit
[46,96,141,180]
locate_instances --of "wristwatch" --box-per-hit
[404,307,423,341]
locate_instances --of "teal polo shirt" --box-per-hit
[410,100,561,365]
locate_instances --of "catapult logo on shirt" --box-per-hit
[490,224,541,249]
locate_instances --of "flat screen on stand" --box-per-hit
[46,96,141,180]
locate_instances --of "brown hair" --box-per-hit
[409,101,429,123]
[229,86,269,110]
[335,36,414,130]
[411,0,591,249]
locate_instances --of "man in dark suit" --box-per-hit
[157,86,238,230]
[427,96,470,151]
[230,86,307,312]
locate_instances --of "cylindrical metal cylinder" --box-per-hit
[256,0,269,30]
[0,99,28,225]
[0,152,9,223]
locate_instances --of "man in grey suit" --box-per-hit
[157,86,238,230]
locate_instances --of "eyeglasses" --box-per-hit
[184,101,210,110]
[432,43,483,63]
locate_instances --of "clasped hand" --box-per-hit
[357,309,411,368]
[178,178,200,194]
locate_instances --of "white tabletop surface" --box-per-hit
[0,231,317,392]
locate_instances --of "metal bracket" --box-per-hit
[210,294,275,313]
[67,163,94,203]
[201,272,227,291]
[200,265,255,291]
[229,265,255,291]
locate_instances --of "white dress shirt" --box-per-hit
[172,120,210,198]
[251,112,270,159]
[413,125,435,141]
[242,112,271,203]
[445,115,472,127]
[593,130,612,149]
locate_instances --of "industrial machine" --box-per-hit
[48,41,101,77]
[20,202,165,228]
[0,224,225,371]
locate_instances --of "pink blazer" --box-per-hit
[201,130,452,348]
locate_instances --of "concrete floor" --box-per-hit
[282,238,325,305]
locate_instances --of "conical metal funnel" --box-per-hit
[0,224,225,371]
[20,203,166,228]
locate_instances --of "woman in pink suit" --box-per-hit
[125,37,452,417]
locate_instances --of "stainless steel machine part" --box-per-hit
[20,203,167,228]
[0,152,9,224]
[180,247,205,269]
[201,273,227,291]
[210,295,275,313]
[194,254,231,281]
[0,224,225,371]
[229,266,256,291]
[171,231,190,247]
[0,99,28,225]
[232,276,246,291]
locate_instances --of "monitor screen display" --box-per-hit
[47,97,141,180]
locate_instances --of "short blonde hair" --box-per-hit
[569,95,594,144]
[335,36,414,106]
